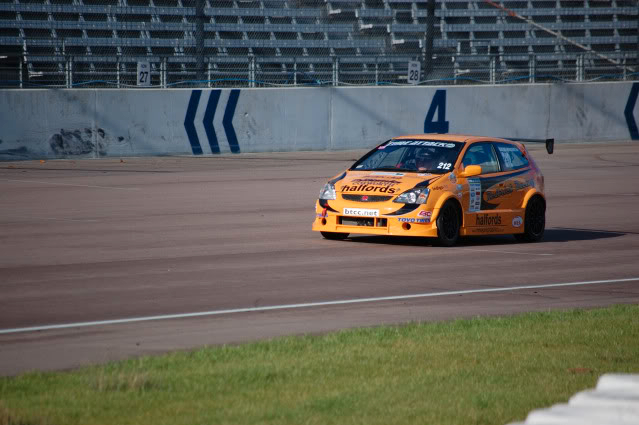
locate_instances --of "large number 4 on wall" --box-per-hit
[424,90,449,134]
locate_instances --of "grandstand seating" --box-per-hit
[0,0,637,87]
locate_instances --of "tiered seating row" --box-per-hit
[1,0,636,87]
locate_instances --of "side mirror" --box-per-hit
[459,165,482,178]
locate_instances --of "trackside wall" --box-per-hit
[0,82,637,159]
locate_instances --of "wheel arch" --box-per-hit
[522,190,546,210]
[432,193,463,227]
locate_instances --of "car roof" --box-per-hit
[392,133,519,145]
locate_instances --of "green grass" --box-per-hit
[1,305,638,425]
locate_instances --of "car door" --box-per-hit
[459,142,507,232]
[491,142,534,213]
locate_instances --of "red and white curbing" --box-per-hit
[508,374,639,425]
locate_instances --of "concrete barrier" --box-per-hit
[507,374,639,425]
[1,82,637,160]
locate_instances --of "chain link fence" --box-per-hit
[1,0,638,88]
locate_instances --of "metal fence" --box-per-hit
[1,0,638,88]
[2,52,638,88]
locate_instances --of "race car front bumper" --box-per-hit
[312,201,440,237]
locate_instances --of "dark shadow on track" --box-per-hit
[340,227,627,247]
[544,227,636,239]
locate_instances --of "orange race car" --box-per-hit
[312,134,554,246]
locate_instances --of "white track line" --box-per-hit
[1,277,638,335]
[5,179,139,191]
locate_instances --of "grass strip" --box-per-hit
[1,304,638,425]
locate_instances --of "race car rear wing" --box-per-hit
[501,138,554,155]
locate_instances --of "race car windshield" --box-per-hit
[351,140,464,174]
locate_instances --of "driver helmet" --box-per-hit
[415,148,437,171]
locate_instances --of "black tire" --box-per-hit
[321,231,349,240]
[514,196,545,242]
[436,200,460,247]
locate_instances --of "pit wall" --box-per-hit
[1,82,637,160]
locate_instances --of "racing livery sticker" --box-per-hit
[329,172,347,185]
[475,214,503,226]
[387,141,457,148]
[476,169,532,211]
[370,172,405,177]
[385,204,421,216]
[502,153,513,169]
[398,218,430,223]
[341,178,401,194]
[512,216,523,228]
[343,208,379,217]
[468,178,481,212]
[469,227,502,234]
[485,179,534,201]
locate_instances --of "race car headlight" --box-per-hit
[319,183,337,200]
[393,188,430,204]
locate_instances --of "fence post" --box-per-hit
[529,54,535,84]
[453,58,458,85]
[294,58,297,86]
[576,55,580,82]
[333,56,339,86]
[490,56,496,84]
[208,62,211,88]
[163,58,167,88]
[577,54,584,82]
[116,59,120,88]
[19,59,23,89]
[65,57,73,88]
[375,60,379,86]
[249,56,255,88]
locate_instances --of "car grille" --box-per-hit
[341,194,393,202]
[339,217,388,227]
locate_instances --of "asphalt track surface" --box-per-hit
[1,142,639,376]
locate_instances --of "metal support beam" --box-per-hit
[195,0,205,85]
[424,0,435,79]
[65,57,72,88]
